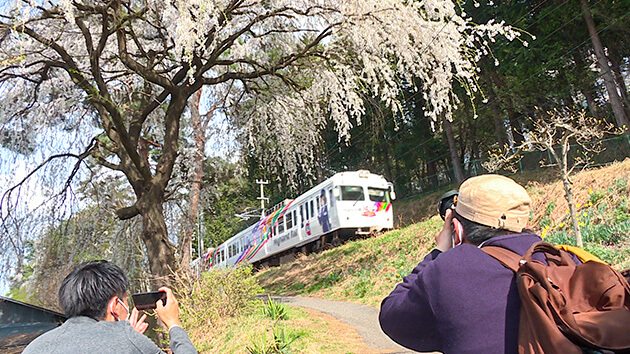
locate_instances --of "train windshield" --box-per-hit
[368,188,390,202]
[340,186,365,201]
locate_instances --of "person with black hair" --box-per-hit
[23,260,196,354]
[379,174,540,354]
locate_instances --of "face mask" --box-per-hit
[115,298,130,322]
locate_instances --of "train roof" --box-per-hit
[294,170,390,202]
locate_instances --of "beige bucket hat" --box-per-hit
[455,174,531,233]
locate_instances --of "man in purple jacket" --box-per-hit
[379,174,536,354]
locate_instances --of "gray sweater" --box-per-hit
[23,316,197,354]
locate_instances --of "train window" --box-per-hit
[293,210,297,226]
[305,203,309,220]
[278,216,285,233]
[329,189,334,206]
[286,212,293,229]
[340,186,365,201]
[368,188,390,202]
[299,205,304,227]
[310,200,314,218]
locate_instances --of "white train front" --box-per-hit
[206,170,395,268]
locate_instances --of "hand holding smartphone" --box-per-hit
[132,290,167,311]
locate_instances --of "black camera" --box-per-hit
[437,190,458,220]
[132,291,167,311]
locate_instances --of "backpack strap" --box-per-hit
[556,244,605,264]
[482,246,523,273]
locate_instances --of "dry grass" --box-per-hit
[527,159,630,232]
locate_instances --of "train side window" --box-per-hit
[305,203,309,220]
[340,186,365,201]
[310,200,314,218]
[329,189,334,207]
[293,210,297,226]
[286,212,293,229]
[299,205,304,227]
[278,216,285,233]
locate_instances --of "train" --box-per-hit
[202,170,395,269]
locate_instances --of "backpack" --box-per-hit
[482,241,630,354]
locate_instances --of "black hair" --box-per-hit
[453,211,532,246]
[58,260,129,320]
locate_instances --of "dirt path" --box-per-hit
[271,296,420,353]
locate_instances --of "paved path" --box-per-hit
[271,296,417,353]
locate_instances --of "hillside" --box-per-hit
[255,159,630,306]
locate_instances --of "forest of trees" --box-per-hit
[1,0,629,302]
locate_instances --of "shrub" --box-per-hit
[179,265,262,331]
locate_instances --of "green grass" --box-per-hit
[256,218,441,306]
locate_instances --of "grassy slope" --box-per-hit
[256,159,630,306]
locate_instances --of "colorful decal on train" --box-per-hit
[361,201,391,217]
[233,200,294,265]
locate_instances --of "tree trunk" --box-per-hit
[507,109,523,146]
[582,87,599,118]
[180,90,205,270]
[115,93,188,283]
[425,153,438,189]
[442,115,464,183]
[379,140,393,182]
[487,71,523,146]
[141,198,178,284]
[580,0,629,129]
[608,47,630,115]
[572,51,600,118]
[561,173,583,247]
[490,102,508,148]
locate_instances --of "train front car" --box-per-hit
[329,170,394,239]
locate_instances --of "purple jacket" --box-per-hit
[379,233,544,354]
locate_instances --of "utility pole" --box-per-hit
[257,179,269,219]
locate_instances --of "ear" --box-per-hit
[104,296,119,322]
[452,218,465,245]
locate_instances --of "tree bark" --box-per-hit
[608,47,630,115]
[582,87,599,118]
[379,139,393,182]
[442,115,464,183]
[580,0,629,129]
[141,197,178,284]
[490,104,508,148]
[488,72,523,146]
[180,89,205,270]
[572,51,600,118]
[562,173,583,247]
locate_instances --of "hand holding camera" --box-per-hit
[132,287,181,330]
[436,191,461,251]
